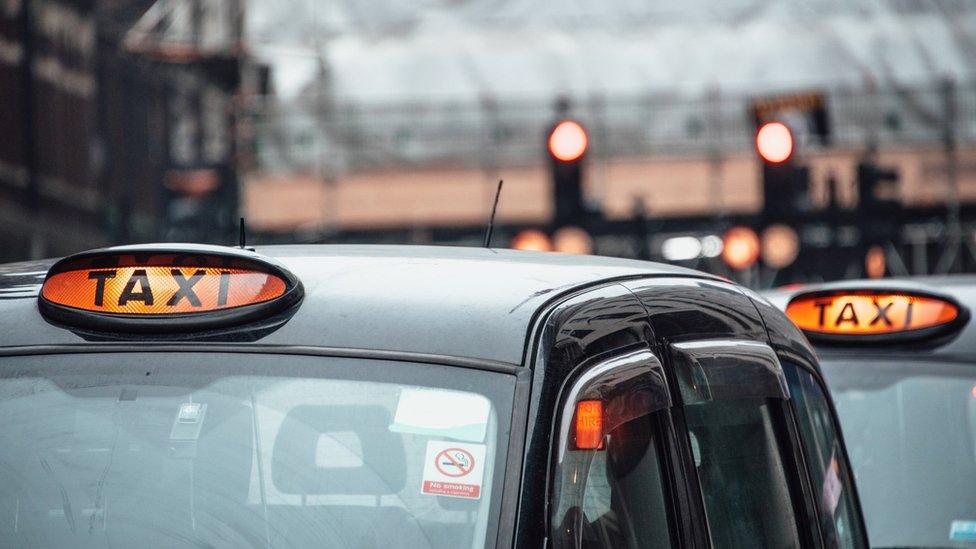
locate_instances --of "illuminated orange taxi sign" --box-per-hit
[786,290,964,341]
[43,266,286,314]
[39,246,302,331]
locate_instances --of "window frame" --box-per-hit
[780,351,871,549]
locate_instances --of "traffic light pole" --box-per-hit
[547,117,589,229]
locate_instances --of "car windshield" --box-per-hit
[821,357,976,548]
[0,352,516,548]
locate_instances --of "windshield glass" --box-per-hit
[0,352,516,548]
[821,357,976,548]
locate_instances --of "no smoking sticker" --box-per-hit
[421,440,486,500]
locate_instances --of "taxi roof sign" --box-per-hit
[786,289,966,343]
[39,244,303,332]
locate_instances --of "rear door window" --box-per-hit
[671,340,809,548]
[685,398,803,548]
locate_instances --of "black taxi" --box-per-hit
[0,243,867,548]
[768,278,976,548]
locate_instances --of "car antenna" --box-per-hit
[483,179,504,248]
[239,217,247,249]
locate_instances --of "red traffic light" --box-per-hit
[756,122,793,164]
[548,120,588,162]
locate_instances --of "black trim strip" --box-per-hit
[815,350,976,364]
[493,368,533,548]
[774,398,822,549]
[658,339,712,549]
[0,344,520,374]
[777,349,871,547]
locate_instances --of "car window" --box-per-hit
[822,358,976,548]
[0,353,516,549]
[684,398,803,548]
[549,349,675,549]
[670,340,807,548]
[783,362,865,549]
[553,413,674,549]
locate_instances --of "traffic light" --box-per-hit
[757,121,810,222]
[756,122,793,164]
[548,119,588,227]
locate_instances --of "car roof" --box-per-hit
[0,244,714,365]
[764,275,976,359]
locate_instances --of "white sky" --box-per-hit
[245,0,976,102]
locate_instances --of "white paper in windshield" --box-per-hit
[389,388,490,442]
[950,520,976,542]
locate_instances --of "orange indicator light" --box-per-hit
[575,400,604,450]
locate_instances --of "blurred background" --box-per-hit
[2,0,976,288]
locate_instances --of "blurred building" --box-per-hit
[0,0,100,260]
[121,0,244,244]
[4,0,976,286]
[0,0,246,262]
